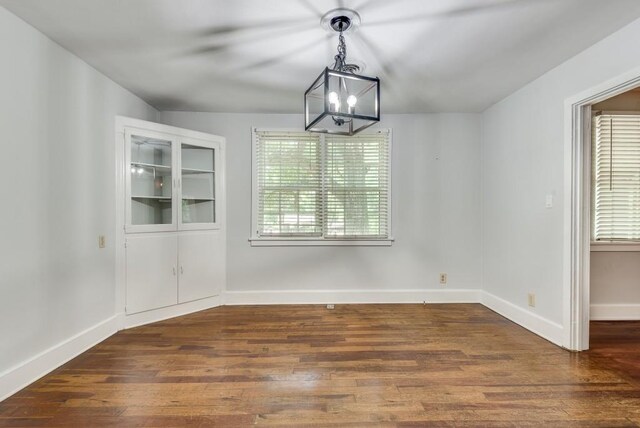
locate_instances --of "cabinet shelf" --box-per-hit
[182,167,214,174]
[132,195,172,200]
[131,162,171,170]
[182,197,215,201]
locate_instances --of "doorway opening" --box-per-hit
[587,90,640,372]
[566,74,640,351]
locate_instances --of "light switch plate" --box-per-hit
[545,194,553,208]
[98,235,106,248]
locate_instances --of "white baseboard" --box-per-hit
[0,295,224,403]
[591,304,640,320]
[224,289,482,305]
[481,291,564,346]
[120,294,223,329]
[224,289,564,347]
[0,315,119,402]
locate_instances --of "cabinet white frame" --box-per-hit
[115,116,226,323]
[123,126,224,232]
[125,128,179,233]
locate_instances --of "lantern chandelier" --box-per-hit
[304,9,380,136]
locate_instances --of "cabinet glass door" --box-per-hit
[128,133,174,229]
[181,143,216,226]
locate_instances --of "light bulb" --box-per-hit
[130,167,136,174]
[328,91,340,112]
[137,168,144,174]
[329,92,340,111]
[347,95,358,107]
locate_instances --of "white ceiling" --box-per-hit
[3,0,640,113]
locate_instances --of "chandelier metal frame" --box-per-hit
[304,11,380,136]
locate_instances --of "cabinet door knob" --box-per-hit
[180,266,184,274]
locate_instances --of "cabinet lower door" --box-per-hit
[178,232,224,303]
[126,234,178,314]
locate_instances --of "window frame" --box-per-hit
[590,110,640,251]
[250,127,394,246]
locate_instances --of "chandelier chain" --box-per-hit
[332,30,360,74]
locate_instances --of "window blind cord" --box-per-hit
[610,117,613,192]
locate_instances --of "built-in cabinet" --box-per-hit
[125,232,225,314]
[119,118,225,316]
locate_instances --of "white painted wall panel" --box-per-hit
[482,17,640,325]
[0,7,157,375]
[590,252,640,305]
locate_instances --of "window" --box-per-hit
[252,129,392,245]
[591,114,640,242]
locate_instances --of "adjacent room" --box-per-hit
[1,0,640,425]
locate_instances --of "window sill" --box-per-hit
[591,242,640,252]
[249,238,394,247]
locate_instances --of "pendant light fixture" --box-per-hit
[304,9,380,136]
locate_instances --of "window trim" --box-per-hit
[590,242,640,252]
[250,127,393,246]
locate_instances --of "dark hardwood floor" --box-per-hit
[1,304,640,427]
[588,320,640,385]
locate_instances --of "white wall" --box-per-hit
[590,252,640,306]
[482,17,640,328]
[591,251,640,317]
[160,112,482,298]
[0,6,157,377]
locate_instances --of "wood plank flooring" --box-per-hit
[2,304,640,427]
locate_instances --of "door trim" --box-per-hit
[563,67,640,350]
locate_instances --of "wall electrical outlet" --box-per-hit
[98,235,106,249]
[439,273,447,285]
[326,304,335,310]
[528,293,536,307]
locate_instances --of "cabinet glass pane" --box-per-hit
[130,135,172,225]
[182,144,215,224]
[132,198,173,225]
[182,144,214,171]
[182,171,214,199]
[182,200,215,224]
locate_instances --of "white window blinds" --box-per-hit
[592,114,640,241]
[255,130,391,240]
[325,133,390,238]
[256,132,322,237]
